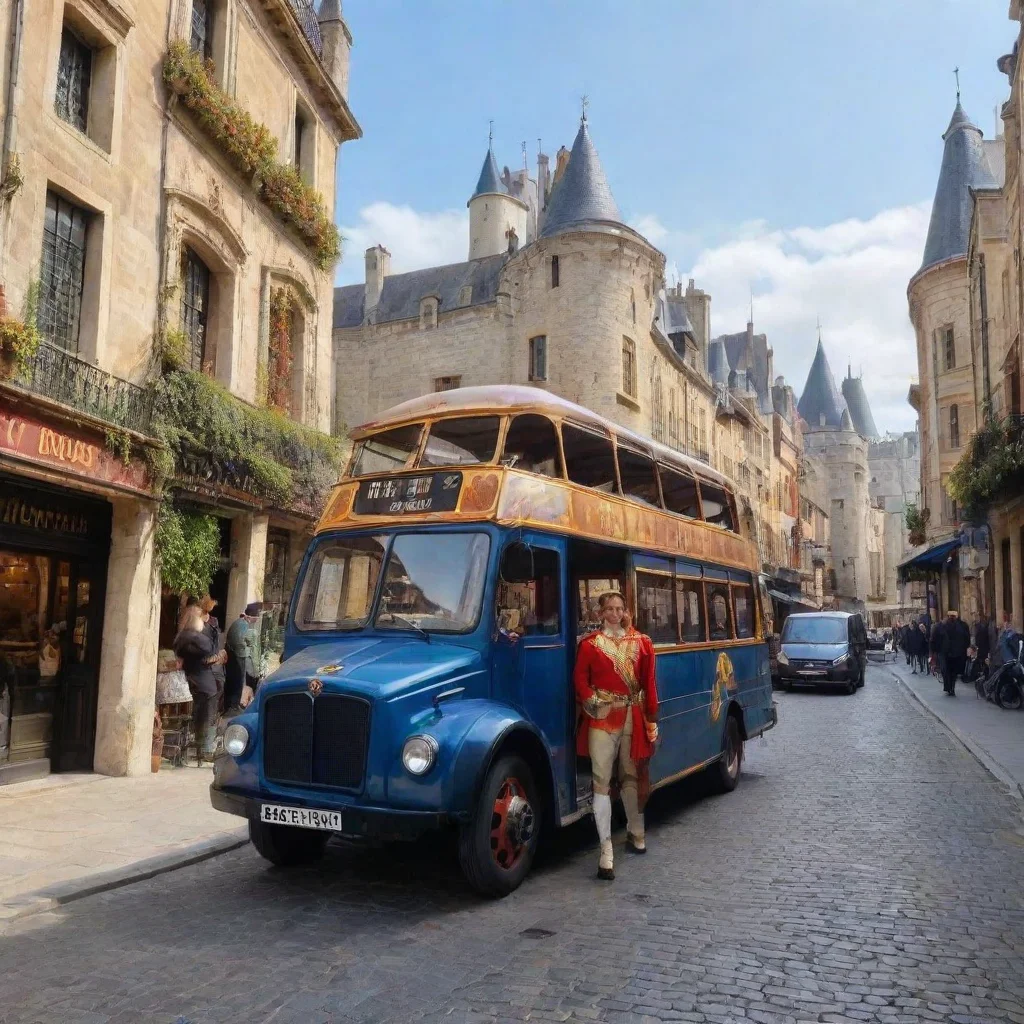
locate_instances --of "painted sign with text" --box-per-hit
[0,407,151,495]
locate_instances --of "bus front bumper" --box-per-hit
[210,785,452,842]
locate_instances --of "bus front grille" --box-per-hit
[263,692,370,790]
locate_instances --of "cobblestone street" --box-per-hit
[1,666,1023,1024]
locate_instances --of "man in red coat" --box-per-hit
[574,591,659,880]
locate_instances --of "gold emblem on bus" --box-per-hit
[308,678,324,696]
[710,653,735,723]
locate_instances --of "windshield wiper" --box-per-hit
[384,613,431,643]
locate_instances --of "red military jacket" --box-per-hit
[573,626,659,762]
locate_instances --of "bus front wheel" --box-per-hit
[458,754,541,897]
[712,717,743,793]
[249,817,329,867]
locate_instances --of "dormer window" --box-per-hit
[458,285,473,306]
[420,296,438,330]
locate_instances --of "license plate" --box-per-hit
[259,803,341,831]
[798,670,827,677]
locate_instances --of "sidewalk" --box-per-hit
[0,765,247,925]
[888,657,1024,799]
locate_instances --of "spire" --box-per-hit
[919,99,998,273]
[471,136,508,200]
[797,338,848,430]
[540,118,622,238]
[317,0,342,21]
[841,373,880,439]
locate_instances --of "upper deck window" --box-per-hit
[659,464,701,519]
[699,480,736,531]
[420,416,500,468]
[502,414,562,478]
[562,423,617,493]
[617,445,660,507]
[350,424,423,477]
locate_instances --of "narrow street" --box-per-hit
[1,667,1023,1024]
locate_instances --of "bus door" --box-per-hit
[493,536,573,817]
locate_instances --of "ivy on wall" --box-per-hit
[267,288,294,413]
[163,41,341,271]
[947,415,1024,525]
[155,503,222,597]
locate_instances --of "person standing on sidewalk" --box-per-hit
[173,606,219,763]
[225,602,262,712]
[937,609,971,696]
[913,621,929,674]
[200,596,226,711]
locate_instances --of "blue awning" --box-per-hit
[897,537,961,581]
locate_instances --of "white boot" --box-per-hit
[593,793,614,879]
[622,787,646,853]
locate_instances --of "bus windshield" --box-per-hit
[296,532,491,634]
[781,616,847,645]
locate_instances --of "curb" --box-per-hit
[0,826,249,926]
[888,668,1024,806]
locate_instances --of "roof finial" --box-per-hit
[488,120,494,148]
[749,286,754,327]
[954,66,961,102]
[816,314,822,343]
[581,94,589,125]
[521,140,528,171]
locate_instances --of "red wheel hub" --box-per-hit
[489,777,534,871]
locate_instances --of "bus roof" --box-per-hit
[352,385,731,490]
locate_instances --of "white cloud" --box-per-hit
[682,203,931,434]
[337,202,468,284]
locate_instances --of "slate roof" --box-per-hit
[657,292,694,336]
[540,120,627,238]
[919,101,999,273]
[708,338,729,385]
[797,339,848,429]
[333,253,508,329]
[471,147,507,199]
[840,374,879,439]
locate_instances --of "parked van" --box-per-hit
[774,611,867,694]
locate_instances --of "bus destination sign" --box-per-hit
[354,472,463,516]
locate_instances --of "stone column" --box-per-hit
[993,520,1006,619]
[226,512,269,623]
[1011,524,1023,630]
[93,497,161,777]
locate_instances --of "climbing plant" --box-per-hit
[155,503,222,596]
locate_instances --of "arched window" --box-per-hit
[180,246,211,372]
[949,403,960,449]
[622,337,637,397]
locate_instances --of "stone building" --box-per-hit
[797,337,873,609]
[905,96,1003,624]
[334,116,721,473]
[0,0,358,781]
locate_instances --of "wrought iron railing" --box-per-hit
[15,341,155,434]
[288,0,323,58]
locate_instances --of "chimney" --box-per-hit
[364,245,390,319]
[537,151,550,209]
[553,145,571,185]
[317,0,352,102]
[766,346,774,388]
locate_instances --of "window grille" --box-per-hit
[529,335,547,381]
[191,0,212,58]
[55,27,91,133]
[39,191,89,353]
[180,247,211,372]
[551,255,559,288]
[622,337,636,397]
[434,376,461,392]
[944,327,956,371]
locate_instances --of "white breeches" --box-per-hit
[588,711,637,797]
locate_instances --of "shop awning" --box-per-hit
[897,537,961,582]
[767,588,819,611]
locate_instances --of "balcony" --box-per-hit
[12,341,154,435]
[288,0,323,58]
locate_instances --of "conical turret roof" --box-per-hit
[919,101,998,273]
[840,373,879,438]
[798,339,848,430]
[540,119,623,237]
[471,147,507,200]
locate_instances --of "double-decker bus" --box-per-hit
[211,386,777,894]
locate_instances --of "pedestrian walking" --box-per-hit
[172,605,219,764]
[225,601,262,712]
[937,608,971,695]
[200,596,226,711]
[915,621,929,674]
[574,591,659,881]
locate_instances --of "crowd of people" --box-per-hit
[892,608,1020,696]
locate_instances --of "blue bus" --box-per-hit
[211,386,777,895]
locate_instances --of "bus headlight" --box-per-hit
[833,653,850,666]
[223,723,249,757]
[402,735,438,776]
[777,651,789,665]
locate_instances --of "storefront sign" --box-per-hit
[353,472,463,515]
[0,408,150,495]
[0,479,112,549]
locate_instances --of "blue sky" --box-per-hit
[334,0,1014,432]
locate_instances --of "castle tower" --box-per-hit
[468,143,529,261]
[841,369,879,439]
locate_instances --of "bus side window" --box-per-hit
[635,571,676,643]
[675,575,705,643]
[618,446,660,508]
[502,414,562,478]
[576,577,622,635]
[497,545,560,637]
[700,481,736,532]
[705,581,734,641]
[562,423,617,493]
[733,584,754,638]
[659,464,700,518]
